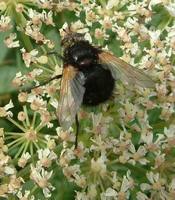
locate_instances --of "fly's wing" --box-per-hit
[99,51,155,88]
[58,65,85,130]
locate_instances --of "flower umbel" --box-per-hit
[4,105,55,158]
[0,0,175,199]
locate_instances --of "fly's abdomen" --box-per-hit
[82,65,115,106]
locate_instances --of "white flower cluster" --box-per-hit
[0,0,175,199]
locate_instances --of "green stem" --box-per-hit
[30,185,38,196]
[14,142,27,158]
[5,135,21,140]
[39,142,46,149]
[14,12,33,50]
[31,112,37,128]
[34,63,54,74]
[159,16,173,32]
[48,58,57,70]
[22,120,28,129]
[7,136,24,147]
[7,117,26,132]
[98,176,105,192]
[5,132,23,135]
[40,46,47,54]
[8,140,25,152]
[23,105,30,127]
[22,140,30,155]
[30,142,34,157]
[19,32,33,51]
[33,141,40,150]
[38,138,47,144]
[35,123,46,132]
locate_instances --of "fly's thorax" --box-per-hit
[63,41,99,69]
[61,32,84,48]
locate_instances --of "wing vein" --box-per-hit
[99,52,154,88]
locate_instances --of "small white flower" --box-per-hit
[0,100,14,117]
[4,166,15,175]
[41,10,55,25]
[37,148,57,168]
[30,165,55,198]
[60,22,69,37]
[124,17,138,29]
[141,172,165,194]
[91,156,107,176]
[4,33,20,48]
[128,144,149,165]
[4,100,14,111]
[169,178,175,191]
[148,30,161,46]
[165,3,175,17]
[63,164,81,181]
[60,148,76,167]
[90,135,110,153]
[140,131,164,153]
[91,113,113,136]
[21,48,39,67]
[162,125,175,149]
[84,32,92,43]
[75,191,89,200]
[27,95,46,111]
[104,187,118,197]
[18,152,31,168]
[71,20,88,33]
[136,191,149,200]
[106,0,119,9]
[0,15,12,32]
[28,8,41,20]
[153,151,165,169]
[17,190,35,200]
[148,0,162,10]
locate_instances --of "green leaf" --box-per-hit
[0,66,18,94]
[0,32,9,61]
[148,107,161,124]
[46,28,61,52]
[149,4,173,30]
[108,38,123,57]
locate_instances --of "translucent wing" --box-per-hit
[99,51,155,88]
[58,65,85,130]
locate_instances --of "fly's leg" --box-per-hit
[75,114,80,149]
[21,51,63,92]
[21,74,62,93]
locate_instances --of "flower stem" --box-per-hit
[7,117,26,132]
[14,142,27,158]
[31,112,37,128]
[7,136,24,147]
[23,105,30,127]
